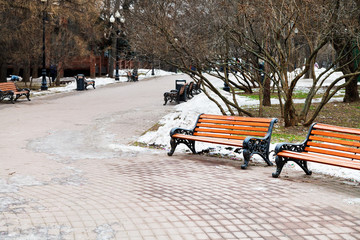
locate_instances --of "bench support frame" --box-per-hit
[243,137,274,169]
[168,114,278,169]
[272,142,312,178]
[168,128,196,156]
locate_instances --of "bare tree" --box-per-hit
[127,0,256,116]
[125,0,360,125]
[332,0,360,103]
[47,0,102,85]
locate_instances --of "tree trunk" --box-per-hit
[32,65,39,79]
[283,97,298,127]
[262,75,271,106]
[343,76,359,102]
[55,62,63,87]
[258,84,264,117]
[23,62,30,83]
[304,45,313,79]
[333,36,359,103]
[0,62,7,82]
[13,65,20,76]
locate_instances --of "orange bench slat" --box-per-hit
[277,151,360,170]
[198,119,271,127]
[200,114,273,123]
[193,132,248,140]
[309,135,360,148]
[310,130,360,141]
[304,146,360,160]
[194,128,267,137]
[314,123,360,135]
[307,142,360,155]
[196,123,269,132]
[172,133,244,147]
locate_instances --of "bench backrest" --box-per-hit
[188,82,194,92]
[179,84,186,95]
[193,114,277,141]
[0,82,17,92]
[305,123,360,162]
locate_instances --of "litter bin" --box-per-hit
[76,74,85,91]
[175,79,186,90]
[175,79,187,101]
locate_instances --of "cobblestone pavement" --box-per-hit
[0,75,359,240]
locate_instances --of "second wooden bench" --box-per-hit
[272,123,360,178]
[167,114,278,169]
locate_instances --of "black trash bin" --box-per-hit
[175,79,187,101]
[76,74,85,91]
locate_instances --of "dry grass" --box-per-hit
[257,100,360,143]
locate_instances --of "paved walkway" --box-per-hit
[0,75,359,240]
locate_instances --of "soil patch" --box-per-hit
[257,100,360,142]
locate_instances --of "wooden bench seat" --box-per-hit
[0,82,31,103]
[272,123,360,178]
[168,114,278,169]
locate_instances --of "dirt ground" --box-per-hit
[260,99,360,142]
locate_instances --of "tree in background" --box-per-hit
[332,0,360,103]
[0,0,102,84]
[0,0,42,82]
[126,0,360,127]
[47,0,102,86]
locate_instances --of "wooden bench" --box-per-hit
[272,123,360,178]
[168,114,278,169]
[0,82,31,103]
[163,84,187,105]
[84,79,95,89]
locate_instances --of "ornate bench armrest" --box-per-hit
[273,140,311,178]
[19,88,31,92]
[274,142,306,154]
[275,122,317,154]
[169,127,194,137]
[243,136,269,149]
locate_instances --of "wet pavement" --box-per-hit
[0,75,359,239]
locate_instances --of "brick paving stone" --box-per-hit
[1,83,360,240]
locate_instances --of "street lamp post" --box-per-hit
[110,10,125,81]
[223,65,230,92]
[41,0,48,90]
[151,55,155,75]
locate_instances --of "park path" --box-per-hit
[0,75,359,239]
[0,75,186,173]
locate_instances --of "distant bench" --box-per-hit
[167,114,278,169]
[84,79,95,89]
[0,82,31,103]
[163,80,198,105]
[163,84,187,105]
[272,123,360,178]
[60,80,74,85]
